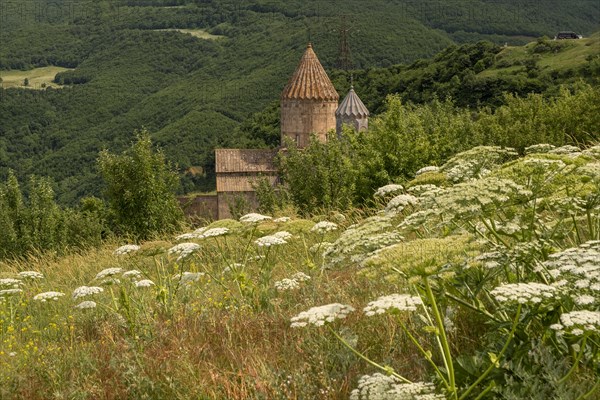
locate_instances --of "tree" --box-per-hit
[98,130,184,239]
[23,78,29,86]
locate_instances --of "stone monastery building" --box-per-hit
[214,43,369,219]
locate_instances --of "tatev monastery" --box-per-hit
[214,43,369,219]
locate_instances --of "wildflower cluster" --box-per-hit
[274,272,310,292]
[168,242,200,260]
[363,294,422,315]
[290,303,355,327]
[17,271,44,280]
[255,235,287,247]
[72,286,104,299]
[113,244,140,255]
[415,166,440,176]
[33,291,65,302]
[350,374,444,400]
[551,310,600,336]
[311,221,338,233]
[374,184,404,197]
[385,194,419,214]
[440,146,518,183]
[239,213,272,223]
[490,282,557,305]
[201,227,229,238]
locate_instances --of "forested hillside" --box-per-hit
[0,0,598,203]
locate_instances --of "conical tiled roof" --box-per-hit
[281,43,339,101]
[335,86,369,117]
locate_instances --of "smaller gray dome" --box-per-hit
[335,86,369,118]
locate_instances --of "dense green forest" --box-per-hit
[0,0,598,203]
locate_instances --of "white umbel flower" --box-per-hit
[374,184,404,197]
[18,271,44,280]
[290,303,355,327]
[173,272,205,284]
[0,278,23,288]
[364,294,423,316]
[274,278,300,291]
[311,221,338,233]
[350,373,403,400]
[135,279,155,288]
[122,270,143,280]
[74,300,97,309]
[273,216,291,223]
[385,194,419,213]
[272,231,293,240]
[551,310,600,336]
[168,242,200,260]
[33,291,65,302]
[255,235,287,247]
[291,272,311,282]
[175,232,200,241]
[491,282,557,304]
[72,286,104,299]
[239,213,272,223]
[95,268,124,280]
[113,244,140,255]
[415,165,440,176]
[0,289,23,297]
[201,228,230,238]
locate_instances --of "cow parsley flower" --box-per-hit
[291,272,311,282]
[33,291,65,302]
[491,282,557,304]
[574,294,596,305]
[0,289,23,297]
[255,235,287,247]
[122,270,143,280]
[18,271,44,280]
[385,194,419,213]
[275,278,300,291]
[193,227,208,235]
[201,228,230,238]
[113,244,140,256]
[350,373,403,400]
[95,268,123,280]
[407,184,442,197]
[272,231,293,240]
[415,166,440,176]
[175,232,200,240]
[168,243,200,260]
[273,216,291,223]
[374,184,404,197]
[311,221,338,233]
[74,300,97,309]
[551,310,600,336]
[364,294,423,316]
[387,382,446,399]
[0,278,22,288]
[290,303,355,327]
[239,213,272,223]
[72,286,104,299]
[135,279,155,288]
[548,145,581,156]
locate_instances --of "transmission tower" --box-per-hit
[335,15,353,70]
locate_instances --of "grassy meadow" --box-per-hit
[0,67,73,90]
[1,143,599,399]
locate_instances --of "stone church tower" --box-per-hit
[335,85,369,135]
[280,43,339,148]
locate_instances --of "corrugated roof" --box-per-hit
[281,43,339,101]
[215,149,278,173]
[335,87,369,118]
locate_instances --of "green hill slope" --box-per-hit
[0,0,598,203]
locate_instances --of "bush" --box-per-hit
[97,130,184,239]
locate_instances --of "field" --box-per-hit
[1,144,598,399]
[153,29,224,40]
[0,66,73,89]
[478,33,600,78]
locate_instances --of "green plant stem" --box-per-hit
[479,218,510,249]
[576,379,600,400]
[397,319,449,389]
[459,304,521,400]
[558,335,588,384]
[424,278,457,399]
[473,381,495,400]
[328,325,413,384]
